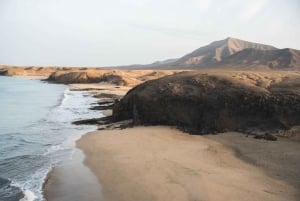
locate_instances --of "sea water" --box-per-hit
[0,76,101,201]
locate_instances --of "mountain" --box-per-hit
[216,48,300,70]
[123,37,300,70]
[170,37,277,68]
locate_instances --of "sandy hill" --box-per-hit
[46,69,180,86]
[0,66,93,77]
[0,65,180,86]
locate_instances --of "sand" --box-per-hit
[76,126,299,201]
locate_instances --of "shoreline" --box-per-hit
[43,147,103,201]
[43,83,130,201]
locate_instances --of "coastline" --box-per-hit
[43,83,300,201]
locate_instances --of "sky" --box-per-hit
[0,0,299,66]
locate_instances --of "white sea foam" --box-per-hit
[42,145,64,156]
[20,190,37,201]
[60,88,70,106]
[11,164,53,201]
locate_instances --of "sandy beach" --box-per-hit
[2,2,300,201]
[42,79,300,201]
[74,126,299,201]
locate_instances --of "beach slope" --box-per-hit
[77,126,299,201]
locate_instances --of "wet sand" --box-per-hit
[44,148,103,201]
[76,126,299,201]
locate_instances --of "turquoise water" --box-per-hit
[0,76,100,201]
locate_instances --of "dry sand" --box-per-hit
[77,126,299,201]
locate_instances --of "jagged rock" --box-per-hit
[73,116,112,125]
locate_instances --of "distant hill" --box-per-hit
[171,37,277,68]
[120,37,300,70]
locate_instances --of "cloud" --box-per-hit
[197,0,212,10]
[239,0,269,21]
[128,22,215,40]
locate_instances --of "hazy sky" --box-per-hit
[0,0,299,66]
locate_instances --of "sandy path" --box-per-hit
[77,126,298,201]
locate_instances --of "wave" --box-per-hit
[46,86,69,110]
[0,153,58,201]
[0,177,24,201]
[42,144,66,156]
[59,87,70,107]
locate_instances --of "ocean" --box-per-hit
[0,76,100,201]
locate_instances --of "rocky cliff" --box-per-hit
[113,71,300,133]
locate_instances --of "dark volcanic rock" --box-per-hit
[0,70,8,75]
[73,116,112,125]
[254,133,277,141]
[113,71,300,134]
[90,103,114,110]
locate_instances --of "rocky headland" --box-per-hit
[113,71,300,138]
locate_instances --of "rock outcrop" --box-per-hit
[113,71,300,133]
[46,70,176,86]
[46,70,130,85]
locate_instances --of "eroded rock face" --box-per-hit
[113,71,300,133]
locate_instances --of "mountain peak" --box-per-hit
[225,36,239,41]
[175,37,278,67]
